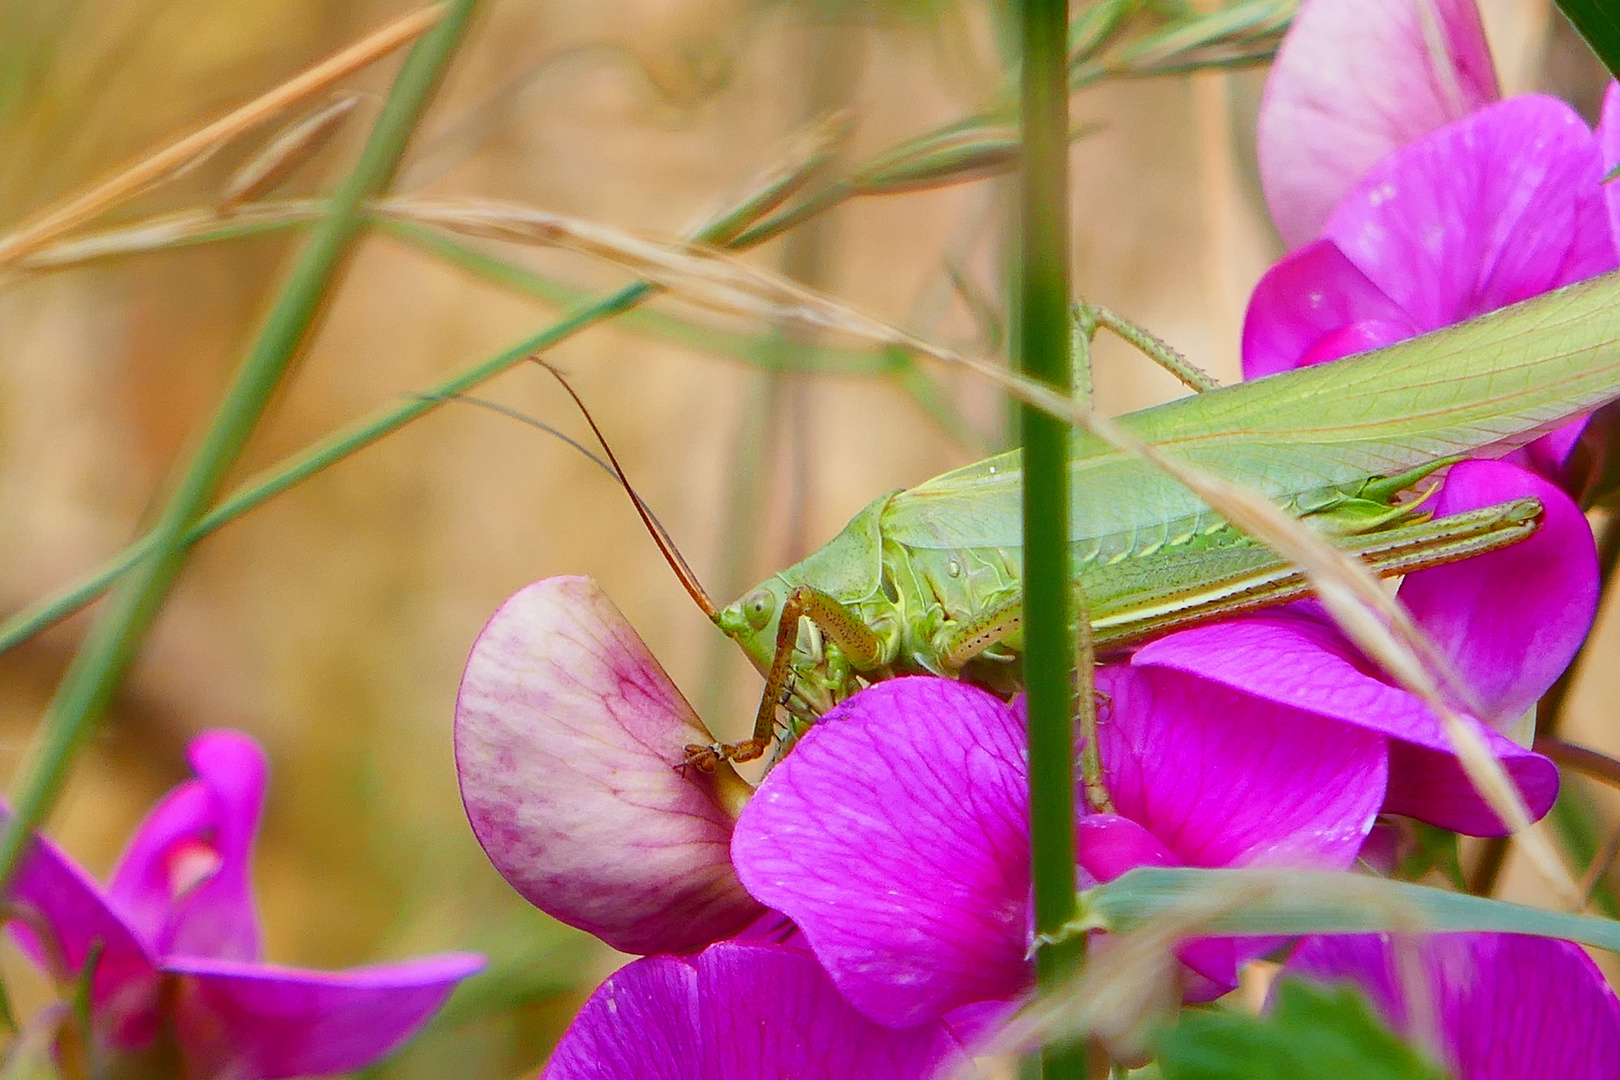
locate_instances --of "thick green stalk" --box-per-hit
[0,0,481,886]
[1019,0,1084,1077]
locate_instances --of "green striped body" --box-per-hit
[714,270,1620,726]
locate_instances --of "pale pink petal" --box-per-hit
[1259,0,1499,247]
[1241,240,1419,379]
[543,943,968,1079]
[1284,933,1620,1079]
[167,953,483,1080]
[1323,96,1613,332]
[1396,460,1598,725]
[1133,613,1558,835]
[732,678,1030,1028]
[108,731,267,962]
[454,577,759,956]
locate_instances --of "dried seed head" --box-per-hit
[219,92,364,213]
[693,108,856,243]
[849,123,1020,195]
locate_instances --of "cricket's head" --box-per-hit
[715,578,791,674]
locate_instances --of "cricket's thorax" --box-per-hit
[716,493,906,729]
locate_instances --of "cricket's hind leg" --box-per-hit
[684,585,890,771]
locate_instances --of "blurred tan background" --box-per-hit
[0,0,1611,1074]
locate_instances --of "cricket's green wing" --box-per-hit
[886,268,1620,554]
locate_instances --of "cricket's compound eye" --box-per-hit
[742,587,775,630]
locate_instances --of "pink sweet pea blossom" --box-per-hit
[1248,0,1620,482]
[1258,0,1500,249]
[1133,458,1596,835]
[542,941,969,1080]
[1280,933,1620,1078]
[5,730,482,1080]
[455,576,762,955]
[730,674,1388,1027]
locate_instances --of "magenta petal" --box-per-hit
[454,577,760,955]
[1258,0,1498,247]
[166,952,482,1080]
[1598,82,1620,252]
[543,943,967,1080]
[1075,815,1237,1001]
[1324,96,1614,330]
[1076,814,1177,883]
[1397,460,1598,725]
[108,731,267,962]
[1284,933,1620,1079]
[732,678,1031,1028]
[1094,664,1386,869]
[1509,417,1589,483]
[2,822,162,1046]
[1133,615,1558,835]
[1241,240,1419,379]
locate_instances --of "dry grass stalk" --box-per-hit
[218,93,365,212]
[0,3,446,271]
[688,109,856,244]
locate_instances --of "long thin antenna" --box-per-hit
[532,360,719,620]
[416,391,699,579]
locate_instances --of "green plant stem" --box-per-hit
[1019,1,1084,1077]
[0,0,481,888]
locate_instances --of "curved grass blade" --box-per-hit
[0,0,482,890]
[1081,866,1620,951]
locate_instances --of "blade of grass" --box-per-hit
[0,4,446,270]
[374,219,894,376]
[0,0,481,888]
[0,107,998,659]
[1019,0,1085,1077]
[7,205,896,377]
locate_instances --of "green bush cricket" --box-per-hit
[659,270,1620,771]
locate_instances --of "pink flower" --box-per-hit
[5,731,482,1080]
[1258,0,1500,249]
[730,674,1388,1026]
[541,941,969,1079]
[454,576,762,955]
[1248,0,1620,482]
[1280,932,1620,1078]
[1134,459,1596,835]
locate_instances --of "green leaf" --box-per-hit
[1556,1,1620,80]
[1155,980,1447,1080]
[1394,822,1465,890]
[1080,867,1620,952]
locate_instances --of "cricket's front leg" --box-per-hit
[684,585,887,770]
